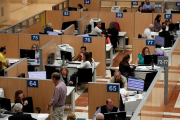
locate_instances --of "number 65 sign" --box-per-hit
[107,84,119,92]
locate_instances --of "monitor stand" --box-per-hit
[0,106,7,118]
[62,55,68,66]
[150,59,154,70]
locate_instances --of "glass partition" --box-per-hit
[52,0,67,10]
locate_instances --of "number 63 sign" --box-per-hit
[107,84,119,92]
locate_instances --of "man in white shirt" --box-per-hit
[143,24,154,39]
[92,22,102,37]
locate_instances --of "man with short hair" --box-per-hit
[143,24,154,39]
[108,71,127,90]
[47,72,67,120]
[92,22,102,37]
[0,46,10,69]
[143,0,154,11]
[93,99,119,120]
[96,113,104,120]
[9,103,36,120]
[72,46,87,61]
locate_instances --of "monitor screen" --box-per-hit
[127,78,144,91]
[28,71,46,79]
[155,36,164,46]
[169,23,174,31]
[20,49,35,59]
[61,51,72,61]
[48,32,58,35]
[104,112,126,120]
[144,55,160,65]
[0,97,11,111]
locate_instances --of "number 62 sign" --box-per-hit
[107,84,119,92]
[27,80,38,88]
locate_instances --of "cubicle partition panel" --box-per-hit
[69,0,84,8]
[39,35,61,47]
[81,12,99,20]
[172,14,180,23]
[63,11,81,23]
[4,58,28,77]
[46,11,63,30]
[88,82,120,119]
[0,34,19,58]
[134,13,153,38]
[132,38,155,63]
[64,24,75,35]
[0,77,27,102]
[84,37,106,76]
[84,0,100,11]
[19,22,42,34]
[78,14,89,34]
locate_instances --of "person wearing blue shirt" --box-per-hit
[31,44,39,59]
[135,47,151,65]
[143,0,154,11]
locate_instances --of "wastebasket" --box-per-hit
[125,37,129,45]
[22,0,27,5]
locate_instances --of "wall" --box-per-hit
[0,0,10,24]
[9,0,62,4]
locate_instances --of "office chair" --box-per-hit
[76,68,93,95]
[138,34,142,38]
[110,69,115,77]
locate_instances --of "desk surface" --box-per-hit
[118,32,126,36]
[2,113,49,120]
[67,86,75,96]
[106,45,113,51]
[135,66,159,72]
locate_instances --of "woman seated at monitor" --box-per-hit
[135,47,151,65]
[77,4,87,11]
[14,90,29,112]
[101,31,111,45]
[159,19,170,32]
[44,23,53,34]
[31,44,39,59]
[136,5,143,13]
[59,67,74,86]
[119,54,136,78]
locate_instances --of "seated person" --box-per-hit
[143,24,154,39]
[93,99,119,120]
[77,4,87,11]
[115,79,129,103]
[159,25,170,37]
[67,113,76,120]
[0,46,10,69]
[9,103,36,120]
[108,70,127,90]
[59,67,73,86]
[96,113,104,120]
[142,33,147,38]
[160,19,170,32]
[101,31,111,45]
[142,0,154,11]
[14,90,29,112]
[31,44,39,59]
[123,9,127,12]
[137,5,143,13]
[92,22,102,37]
[72,46,87,61]
[119,54,136,78]
[135,47,151,65]
[44,23,53,34]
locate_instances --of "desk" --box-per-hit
[106,45,113,69]
[1,113,49,120]
[54,30,78,35]
[118,32,127,53]
[66,86,75,112]
[46,61,100,82]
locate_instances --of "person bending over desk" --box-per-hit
[0,46,10,69]
[101,31,111,45]
[135,47,151,65]
[108,70,127,90]
[154,14,162,32]
[93,99,119,120]
[31,44,39,59]
[9,103,36,120]
[44,23,53,34]
[142,0,154,11]
[143,24,154,39]
[14,90,29,112]
[119,54,136,78]
[72,46,87,61]
[59,67,73,86]
[92,22,102,37]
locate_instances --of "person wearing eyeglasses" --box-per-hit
[135,47,151,65]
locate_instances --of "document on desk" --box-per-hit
[69,61,81,64]
[136,66,148,70]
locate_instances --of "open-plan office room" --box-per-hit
[0,0,180,120]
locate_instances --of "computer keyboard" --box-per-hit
[138,64,151,66]
[3,111,15,115]
[27,59,35,62]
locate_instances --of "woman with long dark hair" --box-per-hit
[135,47,151,65]
[119,54,136,78]
[154,14,162,32]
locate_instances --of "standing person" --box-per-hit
[142,0,154,11]
[154,14,161,32]
[0,46,10,69]
[47,72,67,120]
[31,44,39,59]
[108,22,119,53]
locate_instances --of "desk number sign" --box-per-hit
[31,35,39,41]
[107,84,119,92]
[157,56,168,67]
[132,1,138,6]
[164,14,172,19]
[116,13,123,18]
[146,39,155,46]
[63,11,70,16]
[83,37,92,43]
[27,80,39,88]
[84,0,90,4]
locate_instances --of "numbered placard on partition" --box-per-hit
[132,1,138,6]
[83,37,92,43]
[155,2,162,8]
[164,14,172,19]
[31,35,39,41]
[84,0,90,4]
[116,13,123,18]
[176,2,180,6]
[146,39,155,46]
[107,84,119,92]
[157,56,168,67]
[27,80,38,88]
[63,11,70,16]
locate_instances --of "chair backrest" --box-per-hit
[24,97,34,113]
[78,68,92,82]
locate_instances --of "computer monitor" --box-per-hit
[0,97,11,111]
[104,112,126,120]
[144,72,157,91]
[169,23,175,31]
[155,36,164,47]
[48,32,58,35]
[45,66,59,79]
[127,78,144,91]
[94,22,105,30]
[144,55,160,65]
[20,49,35,59]
[62,21,77,30]
[61,51,72,61]
[174,23,179,30]
[68,7,77,11]
[28,71,46,79]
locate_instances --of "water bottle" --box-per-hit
[37,58,39,63]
